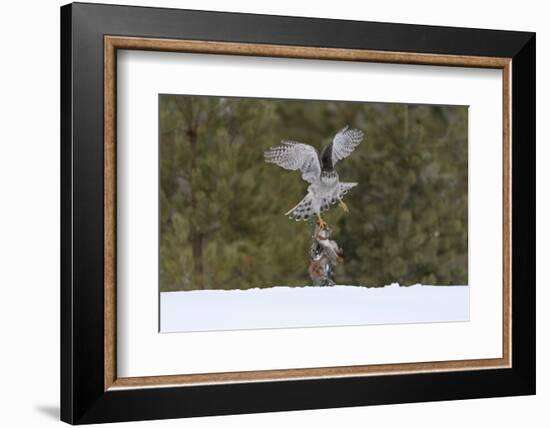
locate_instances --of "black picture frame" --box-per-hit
[61,2,535,424]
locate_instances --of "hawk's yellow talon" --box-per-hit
[316,214,328,230]
[338,198,349,213]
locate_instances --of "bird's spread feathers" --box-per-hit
[264,142,320,183]
[264,126,364,221]
[285,182,357,221]
[285,193,314,220]
[337,182,357,197]
[330,126,364,166]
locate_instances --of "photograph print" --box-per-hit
[159,94,469,332]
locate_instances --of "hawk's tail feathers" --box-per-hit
[285,193,314,221]
[338,182,358,198]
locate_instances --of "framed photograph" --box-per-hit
[61,2,535,424]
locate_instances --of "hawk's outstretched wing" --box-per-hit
[331,126,364,166]
[264,142,321,184]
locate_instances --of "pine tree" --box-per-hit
[160,96,468,291]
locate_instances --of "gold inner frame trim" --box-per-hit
[104,35,512,391]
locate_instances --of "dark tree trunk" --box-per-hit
[175,99,205,289]
[191,234,204,289]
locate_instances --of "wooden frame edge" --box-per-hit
[106,35,511,68]
[502,61,512,369]
[110,357,508,390]
[103,35,513,391]
[104,36,117,390]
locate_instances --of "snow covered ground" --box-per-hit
[160,284,469,333]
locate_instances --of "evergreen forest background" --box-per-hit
[159,94,468,291]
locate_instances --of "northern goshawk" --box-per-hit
[264,126,364,229]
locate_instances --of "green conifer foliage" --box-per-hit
[160,95,468,291]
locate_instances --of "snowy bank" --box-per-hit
[160,284,469,333]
